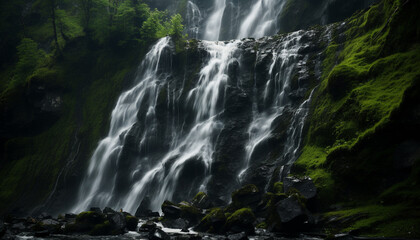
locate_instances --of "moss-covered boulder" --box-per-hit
[195,208,227,233]
[224,208,256,234]
[125,215,138,231]
[161,200,182,218]
[283,176,317,200]
[179,201,203,224]
[191,192,212,209]
[230,184,261,210]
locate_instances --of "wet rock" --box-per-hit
[191,192,212,209]
[283,176,317,200]
[135,197,152,217]
[90,207,102,214]
[103,207,117,214]
[231,184,261,210]
[162,201,182,219]
[178,202,203,225]
[65,213,77,219]
[139,220,157,232]
[126,215,139,231]
[11,222,26,232]
[34,230,50,237]
[108,212,126,232]
[224,208,255,234]
[38,212,52,220]
[196,208,226,233]
[149,228,170,240]
[227,232,248,240]
[162,218,189,229]
[275,195,309,231]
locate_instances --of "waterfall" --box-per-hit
[71,37,240,213]
[238,31,310,182]
[237,0,286,39]
[202,0,226,41]
[71,37,173,213]
[186,1,202,39]
[70,0,326,214]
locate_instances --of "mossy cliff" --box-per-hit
[293,0,420,237]
[0,38,144,215]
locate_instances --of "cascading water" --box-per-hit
[238,31,312,182]
[71,37,240,213]
[186,1,202,39]
[236,0,286,39]
[202,0,226,41]
[70,0,329,214]
[71,37,172,213]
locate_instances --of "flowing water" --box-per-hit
[72,38,240,213]
[186,1,202,39]
[71,0,323,214]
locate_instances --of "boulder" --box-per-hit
[196,208,226,233]
[90,207,103,214]
[231,184,261,210]
[107,212,127,233]
[149,228,170,240]
[135,197,152,217]
[275,195,309,231]
[227,232,248,240]
[139,220,157,232]
[191,192,212,209]
[283,176,317,200]
[126,215,139,231]
[161,218,189,229]
[162,201,182,218]
[103,207,117,215]
[224,208,255,234]
[178,202,203,225]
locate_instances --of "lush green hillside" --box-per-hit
[294,0,420,237]
[0,0,185,215]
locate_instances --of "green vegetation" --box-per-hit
[0,0,186,214]
[295,0,420,237]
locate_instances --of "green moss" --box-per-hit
[197,207,226,233]
[294,1,420,236]
[126,215,139,231]
[224,208,256,233]
[226,208,254,222]
[325,204,420,238]
[193,192,207,202]
[273,182,284,194]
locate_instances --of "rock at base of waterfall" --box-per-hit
[283,176,317,200]
[195,208,226,234]
[191,192,212,209]
[225,208,256,235]
[227,232,248,240]
[149,228,170,240]
[126,215,139,231]
[161,218,189,229]
[276,196,307,224]
[139,220,157,232]
[162,201,182,218]
[230,184,262,210]
[135,197,152,217]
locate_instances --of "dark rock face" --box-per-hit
[162,201,182,219]
[191,192,211,209]
[149,228,171,240]
[283,176,317,200]
[276,196,307,224]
